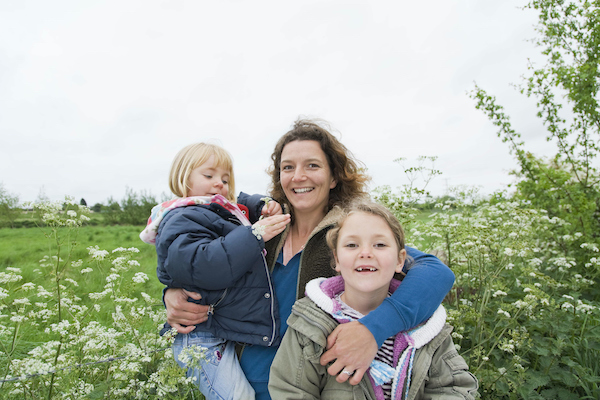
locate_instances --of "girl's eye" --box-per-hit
[222,180,228,185]
[374,243,387,248]
[345,243,358,248]
[204,175,212,179]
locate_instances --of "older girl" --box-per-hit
[269,199,478,399]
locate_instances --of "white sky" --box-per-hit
[0,0,558,206]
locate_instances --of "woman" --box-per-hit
[164,119,455,400]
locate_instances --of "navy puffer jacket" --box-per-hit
[156,193,280,347]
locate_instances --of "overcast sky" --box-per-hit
[1,0,558,206]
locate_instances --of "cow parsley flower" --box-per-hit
[132,272,149,284]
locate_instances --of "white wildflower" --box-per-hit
[132,272,149,284]
[64,278,79,287]
[13,298,31,306]
[0,272,23,284]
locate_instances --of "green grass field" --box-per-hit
[0,224,157,272]
[0,224,164,348]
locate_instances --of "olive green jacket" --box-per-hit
[268,297,479,400]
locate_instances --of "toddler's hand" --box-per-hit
[261,199,283,218]
[253,214,290,242]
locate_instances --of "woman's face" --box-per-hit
[280,140,337,218]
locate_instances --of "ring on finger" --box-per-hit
[341,369,353,376]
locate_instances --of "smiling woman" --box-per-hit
[279,140,337,260]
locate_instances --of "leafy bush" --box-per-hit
[383,192,600,399]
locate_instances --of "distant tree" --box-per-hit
[36,186,50,203]
[91,203,103,213]
[119,187,156,225]
[103,197,122,225]
[0,183,20,228]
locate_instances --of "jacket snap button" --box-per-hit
[263,336,269,341]
[264,293,270,298]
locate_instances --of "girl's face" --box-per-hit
[279,140,337,218]
[187,155,230,198]
[334,211,406,301]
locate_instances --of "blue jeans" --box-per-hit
[172,331,255,400]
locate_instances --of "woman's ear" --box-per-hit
[329,178,337,190]
[395,249,407,274]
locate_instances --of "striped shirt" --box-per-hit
[335,293,397,399]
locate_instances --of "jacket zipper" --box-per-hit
[208,288,228,315]
[262,251,277,346]
[292,308,376,400]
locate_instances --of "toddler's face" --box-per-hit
[334,211,405,298]
[188,155,230,198]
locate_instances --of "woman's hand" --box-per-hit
[320,321,378,385]
[261,199,283,218]
[253,213,290,242]
[164,288,209,334]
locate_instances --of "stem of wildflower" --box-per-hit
[47,341,63,400]
[53,229,63,322]
[0,321,21,390]
[579,313,588,340]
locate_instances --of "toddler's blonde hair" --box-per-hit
[168,143,236,201]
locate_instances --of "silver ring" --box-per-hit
[341,369,353,376]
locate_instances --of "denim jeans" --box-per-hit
[172,331,255,400]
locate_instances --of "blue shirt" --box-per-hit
[240,251,300,400]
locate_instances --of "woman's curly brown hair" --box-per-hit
[268,118,371,218]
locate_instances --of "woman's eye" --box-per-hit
[308,163,320,168]
[281,165,293,171]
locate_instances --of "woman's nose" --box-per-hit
[292,170,306,182]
